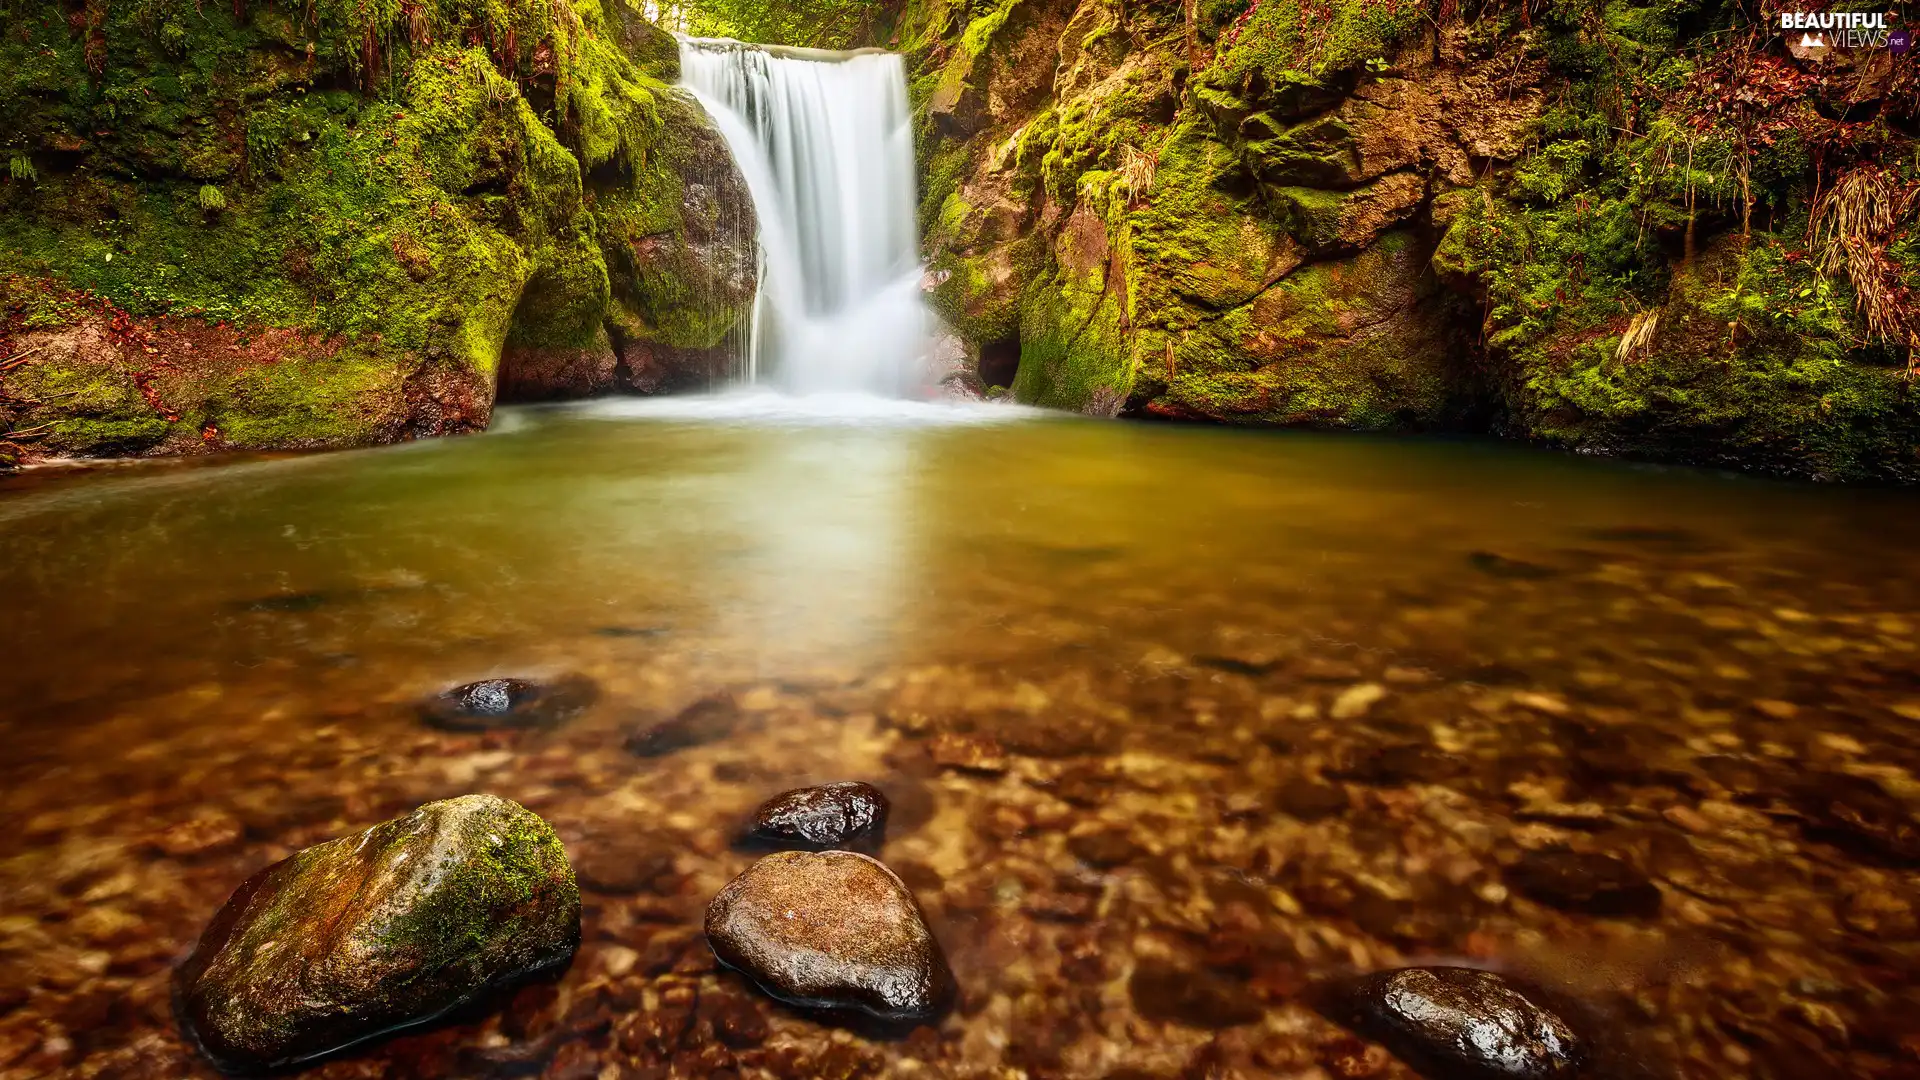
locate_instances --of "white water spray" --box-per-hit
[679,38,929,397]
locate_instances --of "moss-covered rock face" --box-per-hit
[0,0,754,465]
[900,0,1920,479]
[174,793,580,1075]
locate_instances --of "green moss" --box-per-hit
[374,795,576,963]
[1012,267,1135,413]
[0,0,747,456]
[1211,0,1424,89]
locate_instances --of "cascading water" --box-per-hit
[679,38,929,397]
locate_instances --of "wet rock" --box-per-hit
[705,850,952,1022]
[1127,958,1264,1029]
[626,692,742,757]
[746,782,889,851]
[1275,780,1351,821]
[174,794,580,1074]
[420,675,598,732]
[1506,849,1661,918]
[1331,966,1586,1080]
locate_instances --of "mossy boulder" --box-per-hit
[174,794,580,1074]
[0,0,754,461]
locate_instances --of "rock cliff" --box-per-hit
[0,0,754,465]
[903,0,1920,480]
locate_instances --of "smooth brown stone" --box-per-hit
[705,850,952,1021]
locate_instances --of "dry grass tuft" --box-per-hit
[1809,166,1920,376]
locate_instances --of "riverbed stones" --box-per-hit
[1506,848,1661,917]
[419,675,598,732]
[1333,967,1586,1080]
[746,782,889,851]
[705,850,952,1021]
[174,794,580,1074]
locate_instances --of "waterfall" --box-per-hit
[679,38,929,398]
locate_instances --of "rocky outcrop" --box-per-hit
[174,794,579,1073]
[705,850,953,1021]
[901,0,1920,480]
[0,0,754,466]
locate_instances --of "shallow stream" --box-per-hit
[2,397,1918,1079]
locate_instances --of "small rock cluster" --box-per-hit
[165,727,1592,1079]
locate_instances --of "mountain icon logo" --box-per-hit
[1798,31,1825,48]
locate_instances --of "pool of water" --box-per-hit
[2,395,1918,1079]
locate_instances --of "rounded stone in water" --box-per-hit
[705,850,952,1022]
[419,674,598,731]
[1336,966,1587,1080]
[173,794,580,1074]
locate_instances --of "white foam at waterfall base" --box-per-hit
[679,38,931,398]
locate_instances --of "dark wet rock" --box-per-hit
[1506,849,1661,917]
[419,675,599,732]
[1468,551,1560,580]
[1328,744,1463,786]
[1330,966,1586,1080]
[1791,772,1920,865]
[626,692,743,757]
[1127,958,1264,1029]
[746,782,889,851]
[1275,780,1350,821]
[704,850,953,1022]
[1068,826,1140,868]
[174,794,580,1074]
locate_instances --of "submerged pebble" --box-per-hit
[418,675,598,732]
[746,781,889,850]
[704,850,952,1021]
[1506,849,1661,917]
[626,692,743,756]
[173,794,580,1074]
[1127,958,1264,1029]
[1332,966,1586,1080]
